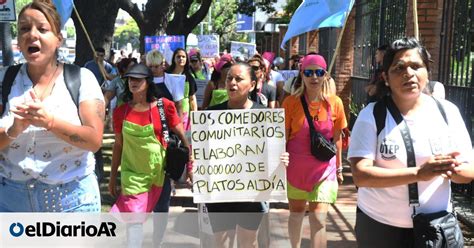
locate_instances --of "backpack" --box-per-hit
[1,63,81,116]
[373,96,448,136]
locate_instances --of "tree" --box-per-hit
[72,0,121,65]
[280,0,302,23]
[73,0,277,65]
[190,0,247,50]
[113,18,139,50]
[10,0,33,37]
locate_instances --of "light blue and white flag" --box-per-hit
[281,0,355,50]
[53,0,74,29]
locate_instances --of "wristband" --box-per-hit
[336,167,343,173]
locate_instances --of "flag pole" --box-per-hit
[327,11,350,75]
[72,4,108,81]
[73,5,96,57]
[412,0,419,40]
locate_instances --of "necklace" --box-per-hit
[33,62,59,101]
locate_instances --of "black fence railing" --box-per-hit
[439,0,474,205]
[351,0,407,114]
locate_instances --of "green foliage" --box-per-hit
[113,19,140,50]
[66,26,75,38]
[238,0,277,15]
[280,0,302,24]
[10,0,33,37]
[192,0,246,51]
[349,96,365,117]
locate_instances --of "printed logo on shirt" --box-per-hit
[379,138,400,160]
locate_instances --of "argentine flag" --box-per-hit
[281,0,355,50]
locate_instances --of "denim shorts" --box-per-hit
[0,173,101,212]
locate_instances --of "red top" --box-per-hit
[113,98,181,146]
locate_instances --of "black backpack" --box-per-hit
[1,63,81,116]
[373,95,448,136]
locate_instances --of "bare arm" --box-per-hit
[333,129,342,168]
[103,90,116,109]
[108,132,123,198]
[350,155,459,188]
[50,99,105,152]
[175,100,183,118]
[450,152,474,183]
[268,100,276,109]
[10,91,104,152]
[170,123,189,148]
[201,81,214,110]
[190,94,198,112]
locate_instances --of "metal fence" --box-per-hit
[351,0,407,108]
[438,0,474,200]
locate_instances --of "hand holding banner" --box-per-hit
[191,109,287,203]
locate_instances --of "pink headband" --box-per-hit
[301,54,327,70]
[214,60,227,73]
[262,52,275,64]
[188,49,198,58]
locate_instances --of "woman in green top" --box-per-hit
[166,48,197,131]
[201,61,233,109]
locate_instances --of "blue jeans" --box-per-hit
[0,173,101,212]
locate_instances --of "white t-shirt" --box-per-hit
[348,94,473,228]
[283,76,298,94]
[269,70,284,87]
[153,76,164,84]
[0,65,104,184]
[164,73,185,102]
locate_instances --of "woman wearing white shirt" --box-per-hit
[0,0,105,212]
[348,38,474,247]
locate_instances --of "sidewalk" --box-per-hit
[167,166,357,248]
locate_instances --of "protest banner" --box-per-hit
[191,109,287,203]
[144,35,185,65]
[0,0,16,22]
[194,79,208,108]
[164,73,186,102]
[230,41,256,59]
[279,70,299,81]
[197,35,219,58]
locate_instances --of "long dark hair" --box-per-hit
[122,77,158,103]
[166,48,190,74]
[211,62,233,88]
[166,47,196,84]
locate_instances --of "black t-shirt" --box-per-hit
[256,83,276,107]
[155,83,173,101]
[207,100,265,110]
[205,100,267,215]
[185,71,197,96]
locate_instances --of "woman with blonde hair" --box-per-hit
[282,54,347,247]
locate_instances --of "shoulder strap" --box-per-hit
[385,96,420,208]
[432,96,448,125]
[1,64,23,116]
[157,98,169,144]
[300,95,317,132]
[63,64,81,108]
[373,98,387,136]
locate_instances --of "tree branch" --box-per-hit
[118,0,145,27]
[186,0,212,31]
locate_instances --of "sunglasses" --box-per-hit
[303,69,326,77]
[190,59,199,63]
[251,66,261,71]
